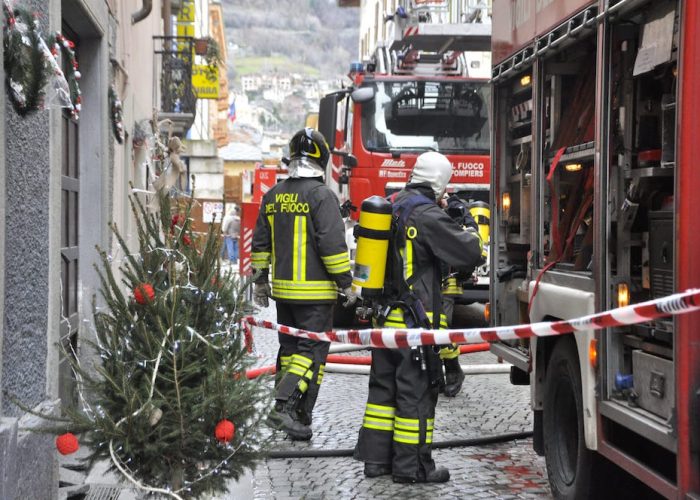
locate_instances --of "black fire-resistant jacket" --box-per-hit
[384,183,483,327]
[251,177,352,304]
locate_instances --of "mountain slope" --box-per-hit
[222,0,360,82]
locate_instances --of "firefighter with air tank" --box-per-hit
[351,151,484,483]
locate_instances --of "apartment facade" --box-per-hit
[0,0,216,497]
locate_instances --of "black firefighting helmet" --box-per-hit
[288,128,331,178]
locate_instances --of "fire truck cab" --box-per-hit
[490,0,700,497]
[319,0,493,304]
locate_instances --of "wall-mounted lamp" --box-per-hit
[520,75,531,86]
[565,163,583,172]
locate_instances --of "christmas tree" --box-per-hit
[50,179,272,496]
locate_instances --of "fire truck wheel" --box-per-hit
[543,339,600,499]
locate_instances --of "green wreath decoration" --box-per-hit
[3,5,48,116]
[49,32,81,121]
[108,84,124,144]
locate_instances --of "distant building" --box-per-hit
[241,75,263,92]
[277,76,292,91]
[262,86,286,103]
[219,142,263,203]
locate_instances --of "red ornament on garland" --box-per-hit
[134,283,155,305]
[56,433,79,455]
[215,419,235,443]
[183,234,192,246]
[171,214,185,231]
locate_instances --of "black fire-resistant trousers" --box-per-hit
[275,302,333,422]
[354,347,441,481]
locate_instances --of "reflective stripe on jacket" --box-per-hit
[251,177,352,304]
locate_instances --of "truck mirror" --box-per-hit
[351,87,375,103]
[319,94,341,149]
[332,150,357,168]
[344,154,358,168]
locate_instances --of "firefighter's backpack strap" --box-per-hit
[392,193,434,240]
[388,192,435,292]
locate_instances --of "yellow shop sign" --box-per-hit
[192,65,220,99]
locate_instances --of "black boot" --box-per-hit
[393,467,450,483]
[442,358,465,397]
[425,467,450,483]
[266,401,285,428]
[276,397,312,440]
[364,463,392,478]
[278,410,312,441]
[267,400,312,440]
[296,408,312,426]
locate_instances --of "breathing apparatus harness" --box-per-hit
[353,190,445,387]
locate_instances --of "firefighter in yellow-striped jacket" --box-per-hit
[354,152,483,483]
[251,128,356,441]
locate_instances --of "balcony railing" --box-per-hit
[153,36,197,135]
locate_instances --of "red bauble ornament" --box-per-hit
[183,234,192,246]
[134,283,155,305]
[171,214,184,230]
[215,419,235,443]
[56,433,79,455]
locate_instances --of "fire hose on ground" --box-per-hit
[267,431,534,459]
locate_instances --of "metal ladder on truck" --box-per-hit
[373,0,492,78]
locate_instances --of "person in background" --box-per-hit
[222,206,240,265]
[439,194,481,397]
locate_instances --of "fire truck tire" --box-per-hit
[543,339,602,499]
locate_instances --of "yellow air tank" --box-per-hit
[352,196,393,298]
[468,200,490,244]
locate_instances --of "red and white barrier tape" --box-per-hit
[244,289,700,348]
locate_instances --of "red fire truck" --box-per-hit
[490,0,700,497]
[318,0,493,302]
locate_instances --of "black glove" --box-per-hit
[339,200,357,219]
[446,195,478,233]
[461,211,479,233]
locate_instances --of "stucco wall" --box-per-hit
[2,10,53,414]
[111,0,162,220]
[0,0,114,498]
[1,1,60,498]
[0,0,5,416]
[0,1,168,497]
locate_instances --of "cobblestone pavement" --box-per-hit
[243,301,552,499]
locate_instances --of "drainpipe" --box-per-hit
[131,0,153,24]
